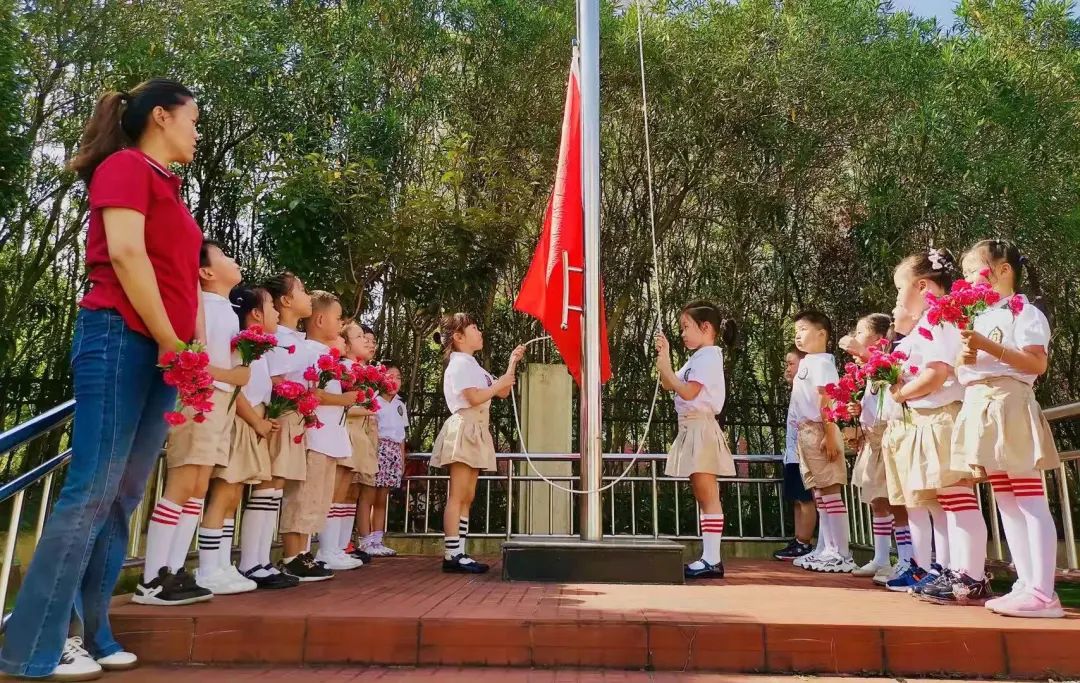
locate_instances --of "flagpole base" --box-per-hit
[501,537,685,584]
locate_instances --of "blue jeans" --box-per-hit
[0,309,176,678]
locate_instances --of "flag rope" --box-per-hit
[509,1,663,496]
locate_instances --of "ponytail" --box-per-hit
[68,78,194,183]
[435,313,476,366]
[968,238,1049,319]
[681,300,738,349]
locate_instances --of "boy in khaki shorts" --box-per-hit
[278,292,362,581]
[790,310,854,574]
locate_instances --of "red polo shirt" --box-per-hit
[79,148,203,343]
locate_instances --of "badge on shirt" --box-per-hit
[397,405,405,416]
[988,327,1004,345]
[682,368,692,382]
[797,367,809,380]
[485,376,492,387]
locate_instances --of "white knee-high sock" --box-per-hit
[700,513,725,565]
[871,514,894,566]
[197,526,222,575]
[938,486,987,578]
[813,492,830,554]
[321,508,342,555]
[219,518,235,568]
[1011,474,1058,597]
[988,472,1030,589]
[241,489,276,573]
[143,499,183,583]
[907,506,933,569]
[927,502,949,570]
[259,489,283,566]
[168,497,204,572]
[894,524,913,562]
[339,503,356,550]
[459,517,470,555]
[820,493,850,557]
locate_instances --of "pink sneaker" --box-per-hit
[992,588,1066,619]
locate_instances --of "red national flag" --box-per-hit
[514,55,612,386]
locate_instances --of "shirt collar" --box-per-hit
[133,148,182,188]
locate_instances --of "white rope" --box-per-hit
[508,1,664,496]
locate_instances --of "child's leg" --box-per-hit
[906,505,933,569]
[819,484,849,557]
[938,483,987,578]
[334,468,355,550]
[145,464,206,579]
[163,464,213,573]
[926,501,949,570]
[1009,471,1058,597]
[794,500,816,545]
[987,471,1029,589]
[323,467,351,553]
[358,484,377,542]
[373,488,390,533]
[241,483,278,574]
[812,490,830,554]
[869,498,894,567]
[891,505,913,562]
[690,472,724,567]
[443,463,479,561]
[200,478,239,575]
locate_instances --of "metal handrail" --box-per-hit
[0,400,74,458]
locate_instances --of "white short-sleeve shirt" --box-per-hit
[789,353,839,424]
[783,401,799,465]
[904,312,965,409]
[375,395,409,443]
[860,382,882,430]
[242,356,272,407]
[956,295,1050,387]
[443,352,494,414]
[301,339,351,459]
[203,291,240,392]
[673,346,726,416]
[264,326,307,378]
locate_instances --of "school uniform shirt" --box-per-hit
[789,353,839,424]
[264,325,306,378]
[956,295,1051,387]
[674,345,726,416]
[443,352,494,414]
[375,395,409,443]
[204,291,241,392]
[80,148,202,342]
[242,357,272,407]
[783,403,799,465]
[300,339,351,459]
[904,312,965,409]
[860,382,882,430]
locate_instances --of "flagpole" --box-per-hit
[577,0,603,542]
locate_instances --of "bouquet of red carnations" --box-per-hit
[304,348,347,390]
[862,339,910,415]
[338,362,397,423]
[160,342,215,426]
[228,325,279,408]
[824,362,866,429]
[265,380,322,443]
[919,268,1020,339]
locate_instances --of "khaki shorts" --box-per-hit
[165,388,236,469]
[796,421,847,489]
[279,450,337,535]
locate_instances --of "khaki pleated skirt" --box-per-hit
[214,404,272,484]
[347,415,379,485]
[269,411,308,481]
[952,377,1060,476]
[430,403,496,472]
[165,388,236,469]
[899,402,969,496]
[796,421,847,489]
[665,412,735,478]
[883,418,938,507]
[852,423,888,502]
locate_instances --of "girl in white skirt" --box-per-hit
[840,313,914,582]
[431,313,524,573]
[655,300,736,579]
[955,239,1063,618]
[886,248,990,604]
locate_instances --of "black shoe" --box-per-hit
[773,540,813,561]
[280,553,335,582]
[920,571,993,605]
[172,566,199,591]
[131,567,213,606]
[350,548,373,563]
[685,560,725,579]
[242,566,298,589]
[264,563,300,586]
[442,554,489,574]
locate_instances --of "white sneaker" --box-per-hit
[50,637,103,681]
[221,564,258,593]
[369,542,397,557]
[196,567,253,595]
[315,550,363,571]
[809,551,857,573]
[793,550,820,570]
[875,558,910,586]
[852,560,888,578]
[95,650,137,671]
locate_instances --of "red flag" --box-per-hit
[514,55,612,386]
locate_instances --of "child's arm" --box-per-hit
[235,393,278,439]
[818,390,843,461]
[463,381,509,406]
[347,405,374,417]
[208,364,252,387]
[891,362,948,403]
[654,334,703,398]
[317,389,359,407]
[492,345,526,399]
[961,330,1048,375]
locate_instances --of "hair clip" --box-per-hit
[928,248,946,271]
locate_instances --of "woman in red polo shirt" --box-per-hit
[0,79,206,681]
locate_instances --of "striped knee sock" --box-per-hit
[219,518,235,569]
[700,513,725,565]
[938,486,986,578]
[871,514,894,566]
[143,499,182,583]
[894,524,913,562]
[168,497,204,572]
[820,493,850,557]
[459,517,469,556]
[1011,473,1057,597]
[197,526,222,575]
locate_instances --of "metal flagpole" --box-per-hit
[577,0,603,542]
